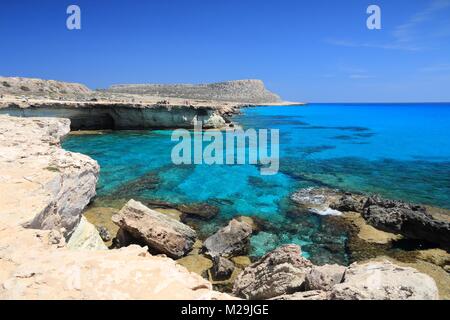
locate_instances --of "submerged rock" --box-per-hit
[112,199,197,259]
[330,193,367,213]
[0,115,99,236]
[178,203,219,220]
[232,245,312,300]
[330,260,439,300]
[211,256,235,281]
[203,219,252,258]
[362,196,450,249]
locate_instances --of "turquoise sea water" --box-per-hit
[63,104,450,265]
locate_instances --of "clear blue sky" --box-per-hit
[1,0,449,102]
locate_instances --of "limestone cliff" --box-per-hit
[0,115,233,300]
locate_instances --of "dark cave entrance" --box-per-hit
[70,113,116,130]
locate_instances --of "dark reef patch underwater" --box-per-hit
[63,103,450,264]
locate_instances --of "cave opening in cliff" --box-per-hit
[70,113,116,130]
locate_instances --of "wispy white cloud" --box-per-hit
[419,63,450,72]
[349,74,373,79]
[393,0,450,44]
[327,0,450,51]
[321,65,374,80]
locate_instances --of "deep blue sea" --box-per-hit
[63,104,450,264]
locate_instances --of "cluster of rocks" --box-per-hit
[291,187,450,249]
[232,245,439,300]
[110,198,254,283]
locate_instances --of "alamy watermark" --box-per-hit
[66,5,81,30]
[171,121,280,176]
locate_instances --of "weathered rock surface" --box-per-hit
[270,290,329,300]
[0,227,233,300]
[105,80,281,104]
[0,76,92,99]
[362,196,450,248]
[66,217,107,250]
[203,219,253,258]
[291,188,343,216]
[305,264,346,291]
[178,203,219,220]
[330,193,367,213]
[0,115,99,236]
[330,260,439,300]
[211,256,235,281]
[232,245,312,300]
[112,200,197,258]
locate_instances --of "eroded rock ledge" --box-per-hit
[0,76,289,130]
[0,115,232,300]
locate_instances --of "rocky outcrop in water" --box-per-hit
[232,245,313,299]
[105,80,281,104]
[290,188,343,215]
[202,219,253,258]
[112,200,197,259]
[291,187,450,249]
[362,196,450,249]
[330,260,439,300]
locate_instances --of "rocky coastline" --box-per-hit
[1,115,449,300]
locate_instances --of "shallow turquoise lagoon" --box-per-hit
[63,104,450,264]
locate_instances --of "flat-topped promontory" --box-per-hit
[0,76,296,130]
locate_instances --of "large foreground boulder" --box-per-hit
[232,245,312,299]
[330,260,439,300]
[112,200,197,259]
[362,196,450,248]
[202,219,252,258]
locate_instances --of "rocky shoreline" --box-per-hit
[0,115,232,299]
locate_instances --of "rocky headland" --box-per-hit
[0,76,294,130]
